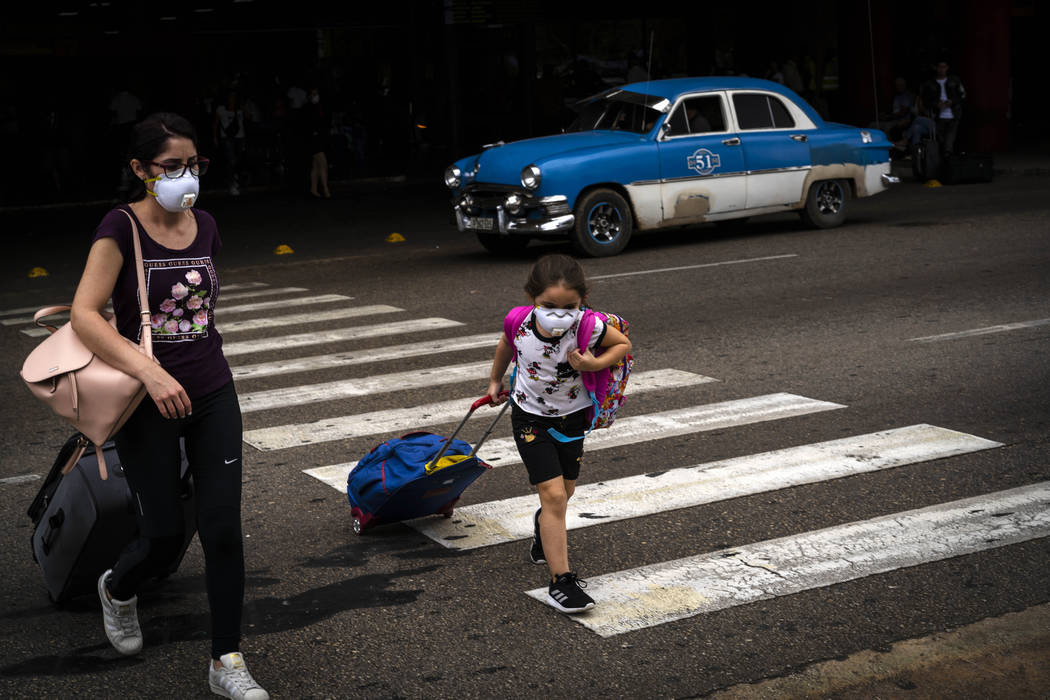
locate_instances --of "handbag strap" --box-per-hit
[119,208,154,358]
[33,305,72,333]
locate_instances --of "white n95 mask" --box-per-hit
[146,172,200,212]
[535,306,580,337]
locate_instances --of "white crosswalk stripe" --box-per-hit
[526,482,1049,636]
[220,286,307,301]
[221,282,270,291]
[407,424,1003,549]
[239,360,493,413]
[471,393,844,468]
[219,294,352,316]
[232,333,498,381]
[2,284,295,326]
[0,474,40,485]
[246,369,717,450]
[2,287,309,326]
[0,304,65,318]
[217,305,402,334]
[3,285,296,327]
[19,300,399,338]
[300,392,843,490]
[223,317,463,357]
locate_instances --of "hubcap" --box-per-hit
[587,202,622,243]
[816,182,844,215]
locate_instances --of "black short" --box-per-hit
[511,403,588,485]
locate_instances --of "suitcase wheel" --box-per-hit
[352,517,363,535]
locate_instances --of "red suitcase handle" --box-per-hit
[428,392,512,469]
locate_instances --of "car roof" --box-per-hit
[620,76,783,99]
[620,76,824,124]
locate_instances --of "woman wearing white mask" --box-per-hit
[69,112,268,700]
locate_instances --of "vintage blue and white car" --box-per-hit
[444,77,898,256]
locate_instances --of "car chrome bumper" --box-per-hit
[882,173,901,185]
[454,205,575,235]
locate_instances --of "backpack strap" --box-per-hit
[547,308,602,443]
[503,305,533,345]
[577,308,598,354]
[503,305,532,405]
[546,391,600,443]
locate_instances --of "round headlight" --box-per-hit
[444,165,462,189]
[505,193,523,215]
[521,164,541,191]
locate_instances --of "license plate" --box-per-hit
[465,216,494,231]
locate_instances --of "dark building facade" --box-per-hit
[1,0,1040,207]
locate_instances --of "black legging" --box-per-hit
[108,381,244,660]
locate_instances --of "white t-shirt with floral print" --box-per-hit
[510,309,606,417]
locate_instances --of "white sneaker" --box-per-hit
[97,569,143,656]
[209,652,269,700]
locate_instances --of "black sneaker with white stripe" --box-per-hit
[547,572,595,613]
[530,508,546,564]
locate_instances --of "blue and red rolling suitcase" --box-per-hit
[347,393,509,534]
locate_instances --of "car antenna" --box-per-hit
[867,0,881,129]
[643,29,654,104]
[640,29,655,130]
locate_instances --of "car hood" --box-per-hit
[471,131,644,185]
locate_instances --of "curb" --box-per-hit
[708,603,1050,699]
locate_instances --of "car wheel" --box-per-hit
[572,189,633,257]
[475,233,530,255]
[800,179,850,229]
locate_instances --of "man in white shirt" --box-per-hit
[919,60,967,156]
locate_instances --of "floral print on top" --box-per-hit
[511,309,606,417]
[145,261,218,340]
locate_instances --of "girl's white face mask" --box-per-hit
[145,171,199,212]
[535,306,580,337]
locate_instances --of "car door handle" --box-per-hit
[790,134,808,142]
[722,137,741,146]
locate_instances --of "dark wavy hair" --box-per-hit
[524,253,589,300]
[118,112,198,202]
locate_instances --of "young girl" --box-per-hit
[486,254,631,613]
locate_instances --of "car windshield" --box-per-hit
[567,90,667,134]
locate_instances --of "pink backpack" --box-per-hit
[503,305,633,437]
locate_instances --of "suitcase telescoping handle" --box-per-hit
[426,391,511,470]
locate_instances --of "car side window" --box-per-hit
[768,96,795,128]
[666,105,689,136]
[733,93,797,130]
[666,96,726,137]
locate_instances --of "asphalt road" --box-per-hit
[1,173,1048,698]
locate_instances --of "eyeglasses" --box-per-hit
[146,157,210,179]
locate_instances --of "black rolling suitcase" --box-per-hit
[941,152,994,184]
[28,433,195,603]
[911,137,941,181]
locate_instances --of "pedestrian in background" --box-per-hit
[213,91,246,196]
[69,112,268,700]
[486,254,631,614]
[306,86,331,198]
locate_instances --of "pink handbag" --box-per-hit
[21,210,155,480]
